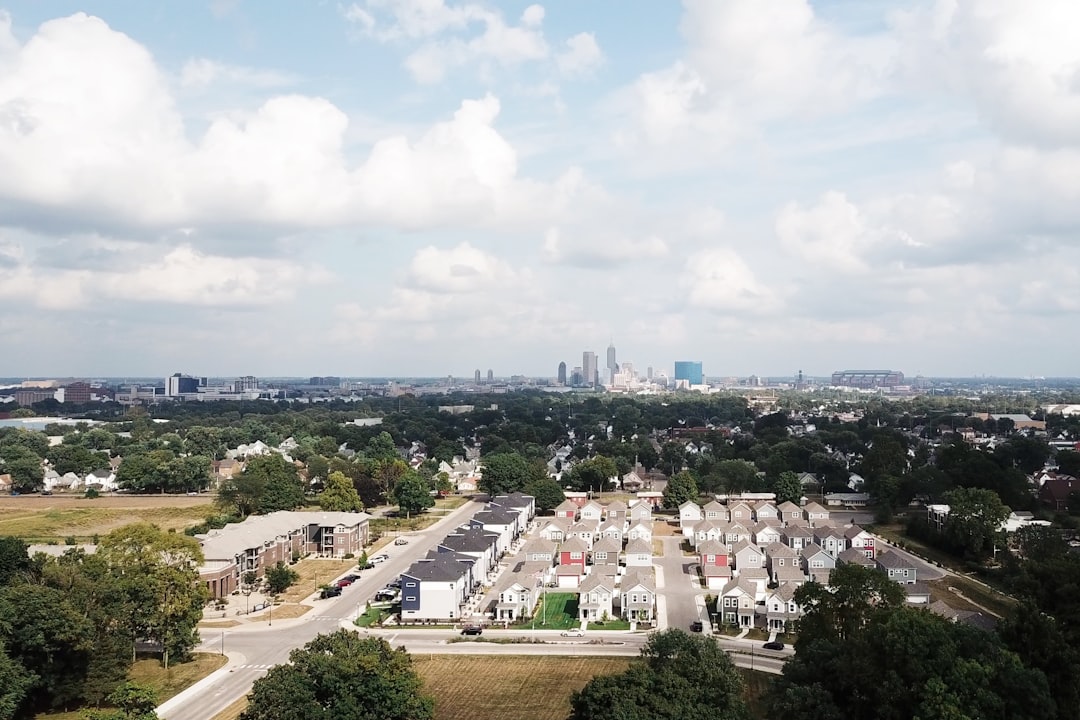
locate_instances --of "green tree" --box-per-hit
[0,443,44,493]
[941,487,1009,559]
[793,562,905,644]
[97,524,207,668]
[46,444,110,477]
[305,455,330,487]
[715,459,762,494]
[478,452,532,495]
[662,470,699,509]
[318,471,364,512]
[0,641,34,720]
[391,471,435,518]
[570,629,748,720]
[365,432,399,463]
[240,631,434,720]
[997,601,1080,720]
[225,454,306,514]
[265,562,299,595]
[523,476,565,513]
[660,442,686,476]
[564,455,619,494]
[772,470,802,505]
[0,536,30,586]
[83,682,159,720]
[1054,449,1080,478]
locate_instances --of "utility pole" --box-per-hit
[220,632,224,656]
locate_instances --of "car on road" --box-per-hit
[689,620,703,632]
[560,628,585,637]
[394,537,409,546]
[371,554,390,564]
[460,625,483,636]
[763,641,785,651]
[320,586,342,599]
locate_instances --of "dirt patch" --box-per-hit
[651,521,679,537]
[198,620,241,629]
[247,603,312,622]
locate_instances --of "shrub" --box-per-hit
[84,488,100,499]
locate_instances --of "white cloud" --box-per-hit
[557,32,602,75]
[680,248,780,314]
[179,58,296,90]
[776,192,873,273]
[894,0,1080,147]
[542,227,667,267]
[406,241,520,294]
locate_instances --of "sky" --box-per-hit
[1,0,1079,380]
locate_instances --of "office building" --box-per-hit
[475,369,481,384]
[59,382,93,404]
[831,370,905,389]
[487,369,494,383]
[557,362,567,385]
[234,375,258,392]
[674,361,704,386]
[607,342,617,373]
[309,376,341,387]
[166,373,199,396]
[583,351,598,387]
[571,367,583,386]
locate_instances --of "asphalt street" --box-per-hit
[655,535,706,632]
[160,497,489,720]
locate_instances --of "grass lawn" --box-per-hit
[0,502,214,543]
[248,603,311,622]
[511,592,579,630]
[744,628,769,641]
[354,604,392,628]
[36,653,227,720]
[212,655,774,720]
[278,557,355,602]
[586,618,631,631]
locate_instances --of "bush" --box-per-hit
[343,552,355,559]
[84,488,100,499]
[65,536,77,546]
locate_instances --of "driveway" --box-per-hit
[655,536,703,633]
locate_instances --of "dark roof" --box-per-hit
[439,532,495,553]
[403,557,470,582]
[491,492,534,509]
[876,549,915,570]
[473,509,517,525]
[1040,477,1080,502]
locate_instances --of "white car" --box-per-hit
[560,628,585,637]
[371,554,390,564]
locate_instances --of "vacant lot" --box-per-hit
[512,592,578,630]
[279,557,356,602]
[212,655,772,720]
[0,498,215,543]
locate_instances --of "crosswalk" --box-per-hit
[237,664,274,671]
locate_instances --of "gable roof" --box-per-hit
[624,538,653,555]
[876,549,914,570]
[765,542,799,559]
[698,539,729,556]
[777,501,801,514]
[560,537,589,553]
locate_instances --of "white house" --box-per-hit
[624,538,653,567]
[495,582,534,621]
[620,569,656,622]
[400,557,472,622]
[679,501,703,530]
[578,574,616,622]
[626,520,653,544]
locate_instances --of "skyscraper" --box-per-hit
[583,351,598,387]
[474,369,481,384]
[606,342,617,375]
[674,361,704,386]
[557,362,567,385]
[487,369,494,383]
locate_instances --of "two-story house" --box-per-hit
[781,525,813,552]
[765,583,801,633]
[720,578,757,627]
[589,536,621,566]
[777,501,803,524]
[578,573,615,622]
[844,526,876,559]
[752,501,779,523]
[800,543,835,584]
[698,539,732,589]
[732,539,764,571]
[400,556,472,622]
[752,522,782,548]
[679,500,703,531]
[626,520,653,544]
[624,538,653,567]
[495,582,534,621]
[876,549,917,584]
[620,569,656,622]
[811,526,847,558]
[702,500,728,522]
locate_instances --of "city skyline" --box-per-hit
[2,2,1079,377]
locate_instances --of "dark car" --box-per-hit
[763,641,785,651]
[320,586,342,599]
[359,562,375,570]
[689,620,703,632]
[460,625,483,636]
[344,574,361,582]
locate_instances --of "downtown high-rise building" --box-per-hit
[557,362,567,385]
[606,342,617,375]
[474,369,481,384]
[487,369,494,383]
[583,351,598,387]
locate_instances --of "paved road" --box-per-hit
[655,536,704,633]
[160,497,489,720]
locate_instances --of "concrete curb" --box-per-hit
[156,651,247,718]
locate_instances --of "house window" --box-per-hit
[725,598,736,607]
[405,582,417,587]
[405,596,416,601]
[571,552,582,560]
[811,560,823,568]
[705,554,715,563]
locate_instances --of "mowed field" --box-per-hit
[0,495,214,542]
[414,656,632,720]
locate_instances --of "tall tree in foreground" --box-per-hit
[240,631,434,720]
[318,471,364,512]
[569,629,748,720]
[662,470,699,509]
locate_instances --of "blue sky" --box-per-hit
[1,1,1079,379]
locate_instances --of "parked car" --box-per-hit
[460,625,483,636]
[335,578,355,587]
[560,628,585,637]
[359,562,375,570]
[388,579,401,589]
[344,574,361,582]
[371,554,390,564]
[689,620,704,633]
[320,586,342,599]
[763,641,785,651]
[394,537,409,546]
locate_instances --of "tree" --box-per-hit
[772,471,802,505]
[216,472,265,517]
[0,444,44,493]
[478,452,532,495]
[570,629,748,720]
[662,470,699,509]
[46,444,110,477]
[0,641,33,720]
[793,562,905,644]
[220,454,306,515]
[564,455,618,494]
[769,604,1053,720]
[240,631,434,720]
[997,601,1080,720]
[265,562,299,595]
[715,459,762,494]
[318,471,364,512]
[1055,449,1080,478]
[660,442,686,476]
[391,471,434,518]
[84,682,159,720]
[523,477,565,513]
[97,524,207,668]
[365,432,399,463]
[0,536,30,586]
[941,487,1010,559]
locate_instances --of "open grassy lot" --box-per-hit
[212,655,773,720]
[278,557,356,602]
[511,592,578,630]
[248,603,311,622]
[0,501,215,543]
[36,653,227,720]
